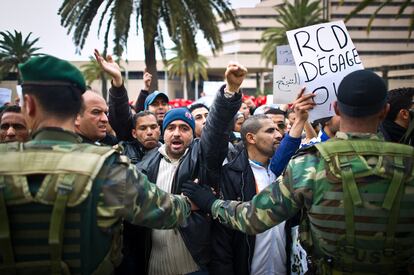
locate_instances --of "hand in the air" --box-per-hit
[94,49,123,87]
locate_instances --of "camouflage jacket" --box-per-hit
[2,128,191,229]
[0,127,191,274]
[210,132,414,271]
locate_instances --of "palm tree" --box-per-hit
[0,30,42,84]
[58,0,237,91]
[81,55,110,100]
[167,45,208,99]
[260,0,325,66]
[340,0,413,41]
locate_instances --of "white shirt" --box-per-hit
[148,145,199,275]
[249,160,287,275]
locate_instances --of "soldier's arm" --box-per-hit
[210,154,316,235]
[210,180,300,235]
[98,162,191,229]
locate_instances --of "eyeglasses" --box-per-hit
[0,123,26,131]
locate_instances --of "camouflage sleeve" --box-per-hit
[211,153,317,235]
[97,161,191,229]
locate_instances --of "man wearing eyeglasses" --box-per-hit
[0,105,29,143]
[207,90,314,275]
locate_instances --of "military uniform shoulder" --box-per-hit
[0,141,21,152]
[292,144,319,159]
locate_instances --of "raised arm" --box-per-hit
[134,70,152,112]
[200,62,247,170]
[270,88,315,176]
[94,49,135,141]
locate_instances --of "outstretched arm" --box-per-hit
[95,49,134,141]
[98,160,191,229]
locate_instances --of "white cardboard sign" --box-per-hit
[273,65,301,104]
[0,88,12,106]
[276,45,295,65]
[287,20,364,121]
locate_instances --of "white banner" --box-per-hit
[287,20,364,121]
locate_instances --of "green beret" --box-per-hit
[18,55,86,93]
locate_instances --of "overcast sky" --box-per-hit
[0,0,260,61]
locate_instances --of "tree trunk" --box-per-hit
[145,39,159,91]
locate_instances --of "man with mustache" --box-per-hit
[209,89,314,275]
[119,111,161,164]
[134,62,246,275]
[75,89,117,145]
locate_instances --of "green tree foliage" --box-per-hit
[340,0,413,41]
[0,30,42,83]
[58,0,238,90]
[167,45,208,99]
[261,0,324,66]
[81,55,110,100]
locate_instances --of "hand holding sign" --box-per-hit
[292,87,316,123]
[286,21,364,121]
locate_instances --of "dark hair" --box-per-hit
[386,87,414,121]
[132,110,158,128]
[240,114,270,145]
[0,105,21,122]
[264,107,286,117]
[188,103,209,113]
[1,105,21,115]
[22,85,82,119]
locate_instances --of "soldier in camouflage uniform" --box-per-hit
[0,55,191,275]
[183,70,414,274]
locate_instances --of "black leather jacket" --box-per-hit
[135,87,241,273]
[119,139,160,164]
[210,148,256,275]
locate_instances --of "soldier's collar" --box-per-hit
[335,131,383,141]
[31,127,82,143]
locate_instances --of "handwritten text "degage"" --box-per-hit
[292,24,362,82]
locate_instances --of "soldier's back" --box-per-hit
[0,131,123,275]
[299,137,414,274]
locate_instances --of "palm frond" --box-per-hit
[260,0,324,66]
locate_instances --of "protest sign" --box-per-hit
[0,88,12,106]
[276,45,295,65]
[287,20,364,121]
[203,81,224,97]
[273,65,301,104]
